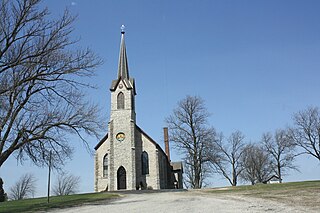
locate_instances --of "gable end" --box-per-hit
[94,133,108,150]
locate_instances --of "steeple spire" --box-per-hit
[118,25,129,79]
[110,25,136,95]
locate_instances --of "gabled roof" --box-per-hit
[136,125,170,162]
[110,78,136,95]
[136,125,183,173]
[266,175,281,182]
[94,126,164,155]
[93,125,160,152]
[94,125,183,173]
[171,161,183,172]
[94,133,108,150]
[135,125,162,149]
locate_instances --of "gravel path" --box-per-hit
[51,190,311,213]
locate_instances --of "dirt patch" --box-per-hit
[50,190,315,213]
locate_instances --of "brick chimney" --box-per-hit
[163,127,170,162]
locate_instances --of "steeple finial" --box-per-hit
[121,25,125,34]
[117,25,129,79]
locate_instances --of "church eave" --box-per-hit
[171,161,184,173]
[135,125,168,161]
[129,78,136,95]
[109,77,136,94]
[94,133,108,150]
[110,79,119,91]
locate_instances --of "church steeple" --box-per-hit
[110,25,136,95]
[118,25,129,79]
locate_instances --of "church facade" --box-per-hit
[94,28,183,191]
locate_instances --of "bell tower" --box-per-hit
[108,25,137,190]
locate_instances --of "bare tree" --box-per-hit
[52,172,80,196]
[289,107,320,161]
[0,177,5,202]
[9,173,36,200]
[262,129,298,183]
[0,0,103,168]
[240,144,272,185]
[166,95,217,189]
[209,131,246,186]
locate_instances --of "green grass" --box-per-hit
[207,180,320,210]
[2,181,319,212]
[209,180,320,194]
[0,192,119,213]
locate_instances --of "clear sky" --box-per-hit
[1,0,320,197]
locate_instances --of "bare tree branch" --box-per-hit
[0,0,104,168]
[209,131,246,186]
[166,95,217,189]
[240,144,273,185]
[52,172,80,196]
[262,129,299,183]
[289,106,320,161]
[9,173,36,200]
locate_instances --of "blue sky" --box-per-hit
[1,0,320,196]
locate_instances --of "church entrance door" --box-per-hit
[117,166,126,190]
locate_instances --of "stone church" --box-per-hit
[94,27,183,191]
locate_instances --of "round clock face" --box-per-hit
[116,132,125,142]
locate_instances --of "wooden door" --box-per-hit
[117,166,126,190]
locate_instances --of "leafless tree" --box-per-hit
[0,177,5,202]
[289,107,320,161]
[0,0,103,168]
[240,144,273,185]
[52,172,80,196]
[262,129,298,183]
[9,173,36,200]
[166,95,217,189]
[209,131,246,186]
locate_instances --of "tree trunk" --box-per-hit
[278,163,282,183]
[194,161,201,189]
[232,163,237,186]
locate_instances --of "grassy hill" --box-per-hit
[0,192,119,213]
[1,180,319,212]
[207,180,320,210]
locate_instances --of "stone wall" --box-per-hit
[140,132,160,189]
[95,78,137,191]
[94,136,108,192]
[95,78,178,191]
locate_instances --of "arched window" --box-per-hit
[141,151,149,175]
[117,92,124,109]
[103,154,108,178]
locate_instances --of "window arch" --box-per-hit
[103,154,108,178]
[141,151,149,175]
[117,92,124,109]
